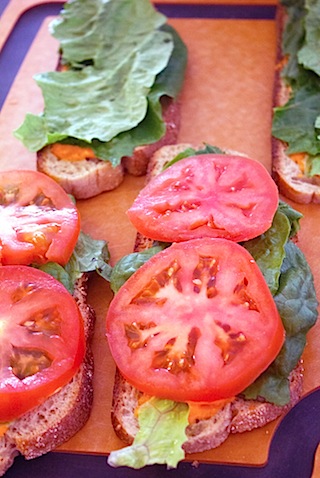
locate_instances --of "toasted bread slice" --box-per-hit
[110,143,304,455]
[271,5,320,204]
[0,274,95,477]
[37,97,180,199]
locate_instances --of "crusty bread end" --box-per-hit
[0,274,95,477]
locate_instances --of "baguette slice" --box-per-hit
[271,5,320,204]
[110,143,304,456]
[37,97,180,199]
[0,273,95,477]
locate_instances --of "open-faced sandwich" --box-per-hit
[0,170,109,476]
[104,144,318,469]
[14,0,187,199]
[272,0,320,203]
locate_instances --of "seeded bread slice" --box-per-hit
[0,274,95,477]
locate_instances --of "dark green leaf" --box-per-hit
[110,245,166,293]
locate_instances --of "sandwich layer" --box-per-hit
[0,273,95,477]
[271,5,320,204]
[109,143,305,457]
[37,97,180,199]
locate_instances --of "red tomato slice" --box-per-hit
[0,170,80,265]
[106,238,285,402]
[0,266,85,421]
[127,154,279,243]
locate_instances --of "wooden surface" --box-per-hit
[1,0,319,468]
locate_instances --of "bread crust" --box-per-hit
[271,4,320,204]
[230,361,303,434]
[0,274,95,477]
[109,143,305,456]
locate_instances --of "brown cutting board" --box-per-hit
[1,0,319,467]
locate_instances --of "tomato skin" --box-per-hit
[127,154,279,243]
[106,238,285,403]
[0,170,80,266]
[0,266,85,422]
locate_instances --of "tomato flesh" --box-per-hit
[0,170,80,265]
[106,238,285,402]
[127,154,279,243]
[0,266,85,422]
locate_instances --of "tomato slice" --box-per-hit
[127,154,279,243]
[0,170,80,265]
[0,266,85,421]
[106,238,285,402]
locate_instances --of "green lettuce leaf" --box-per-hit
[272,0,320,174]
[67,229,110,271]
[306,154,320,175]
[36,262,75,294]
[280,0,309,86]
[242,201,302,294]
[47,98,168,164]
[108,398,189,469]
[277,200,302,237]
[151,24,188,101]
[13,114,67,152]
[242,202,317,405]
[14,0,187,163]
[109,245,167,293]
[36,230,110,293]
[243,210,291,295]
[84,25,187,163]
[297,0,320,77]
[50,0,168,70]
[163,143,225,170]
[15,28,173,146]
[272,86,320,156]
[243,241,318,405]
